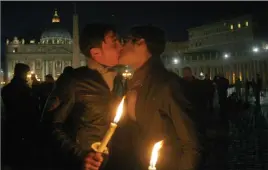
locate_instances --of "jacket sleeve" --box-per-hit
[163,79,202,170]
[47,79,89,164]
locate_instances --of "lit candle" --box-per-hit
[148,140,164,170]
[97,96,125,153]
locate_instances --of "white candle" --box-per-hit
[97,122,117,152]
[97,96,125,153]
[148,140,164,170]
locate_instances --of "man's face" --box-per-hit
[183,68,192,78]
[119,36,143,66]
[91,31,122,67]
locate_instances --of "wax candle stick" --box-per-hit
[97,96,125,153]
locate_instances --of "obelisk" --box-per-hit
[72,3,80,68]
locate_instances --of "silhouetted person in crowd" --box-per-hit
[31,73,40,86]
[40,67,74,122]
[214,73,229,125]
[30,73,41,102]
[1,63,39,169]
[235,78,242,99]
[255,74,262,106]
[54,66,74,89]
[181,67,207,128]
[39,74,55,112]
[245,79,250,103]
[204,74,215,115]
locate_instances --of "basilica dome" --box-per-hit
[40,9,72,45]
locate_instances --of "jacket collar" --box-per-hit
[87,58,109,75]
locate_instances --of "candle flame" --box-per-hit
[113,96,125,123]
[149,140,164,169]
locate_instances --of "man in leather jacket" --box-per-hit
[43,23,122,170]
[108,25,203,170]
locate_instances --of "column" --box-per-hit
[260,61,265,88]
[62,61,65,73]
[249,61,252,80]
[32,60,35,72]
[52,61,56,79]
[42,60,45,81]
[253,60,256,80]
[46,61,49,75]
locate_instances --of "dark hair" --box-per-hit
[79,23,116,57]
[129,25,166,56]
[63,66,73,75]
[14,63,30,76]
[183,66,192,72]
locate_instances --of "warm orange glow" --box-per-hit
[113,96,125,123]
[149,140,164,169]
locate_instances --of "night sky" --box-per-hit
[1,1,268,68]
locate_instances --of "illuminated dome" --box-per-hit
[40,9,72,45]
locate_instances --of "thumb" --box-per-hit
[94,152,104,162]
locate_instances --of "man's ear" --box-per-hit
[89,48,102,60]
[136,38,146,46]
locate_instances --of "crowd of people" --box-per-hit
[1,23,265,170]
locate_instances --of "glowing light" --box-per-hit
[223,53,229,59]
[173,58,179,64]
[149,140,164,170]
[113,96,126,123]
[200,72,204,76]
[252,47,259,53]
[52,9,60,23]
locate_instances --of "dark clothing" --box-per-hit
[214,77,229,119]
[255,77,262,106]
[1,77,39,168]
[38,82,55,112]
[106,59,202,170]
[43,67,115,169]
[180,77,207,133]
[203,79,215,114]
[136,59,201,170]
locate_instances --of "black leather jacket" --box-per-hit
[44,66,115,168]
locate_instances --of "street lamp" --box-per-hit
[223,53,229,59]
[172,58,179,64]
[252,47,259,53]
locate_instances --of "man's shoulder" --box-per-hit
[152,69,182,92]
[72,66,100,79]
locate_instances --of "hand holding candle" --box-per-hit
[148,140,164,170]
[94,96,126,153]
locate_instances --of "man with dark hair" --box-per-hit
[105,25,202,170]
[2,63,39,169]
[43,23,122,170]
[63,66,74,75]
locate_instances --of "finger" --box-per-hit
[93,152,104,162]
[85,157,101,167]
